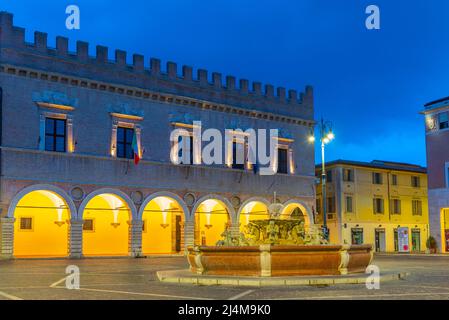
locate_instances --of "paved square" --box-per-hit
[0,255,448,300]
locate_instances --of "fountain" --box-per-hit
[187,201,373,277]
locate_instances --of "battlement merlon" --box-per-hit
[0,12,314,120]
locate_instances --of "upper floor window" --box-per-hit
[446,163,449,188]
[232,141,245,170]
[412,200,423,216]
[277,148,288,174]
[316,198,321,215]
[345,196,353,213]
[178,135,194,165]
[343,169,354,182]
[411,176,421,188]
[372,172,383,185]
[327,196,336,213]
[45,117,66,152]
[373,198,384,214]
[439,112,449,130]
[391,199,401,215]
[117,127,134,159]
[392,174,398,186]
[326,170,333,183]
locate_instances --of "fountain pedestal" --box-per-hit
[188,244,373,277]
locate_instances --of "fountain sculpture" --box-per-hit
[188,201,373,277]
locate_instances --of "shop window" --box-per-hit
[351,228,363,245]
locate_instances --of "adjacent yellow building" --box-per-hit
[316,160,429,253]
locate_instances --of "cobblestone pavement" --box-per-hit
[0,254,448,300]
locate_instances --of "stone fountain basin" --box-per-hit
[187,244,373,277]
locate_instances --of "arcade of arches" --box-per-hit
[3,187,312,258]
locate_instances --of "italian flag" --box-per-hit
[132,132,140,165]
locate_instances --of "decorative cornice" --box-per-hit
[36,102,75,111]
[110,112,144,121]
[0,64,315,127]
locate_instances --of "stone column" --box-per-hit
[0,217,15,259]
[69,220,83,259]
[184,219,195,250]
[230,220,240,240]
[129,220,143,258]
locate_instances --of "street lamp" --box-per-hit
[308,118,334,241]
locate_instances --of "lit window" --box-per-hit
[45,118,66,152]
[439,112,449,130]
[19,217,33,231]
[117,127,134,159]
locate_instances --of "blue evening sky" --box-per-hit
[2,0,448,166]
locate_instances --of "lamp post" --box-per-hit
[309,118,334,241]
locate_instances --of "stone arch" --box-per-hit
[281,199,314,226]
[138,191,189,221]
[78,188,137,220]
[236,197,271,222]
[191,194,235,246]
[191,194,236,222]
[7,184,77,219]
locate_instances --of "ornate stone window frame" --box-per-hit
[37,103,75,153]
[273,137,295,175]
[170,122,201,165]
[110,113,143,159]
[225,130,251,170]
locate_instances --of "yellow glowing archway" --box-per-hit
[281,201,312,226]
[141,196,185,254]
[82,193,131,256]
[195,199,231,246]
[13,190,70,258]
[238,201,269,233]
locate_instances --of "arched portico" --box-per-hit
[281,199,314,226]
[237,197,270,232]
[79,189,137,257]
[138,192,189,254]
[7,185,76,258]
[192,195,235,246]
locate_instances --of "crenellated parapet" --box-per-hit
[0,11,313,120]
